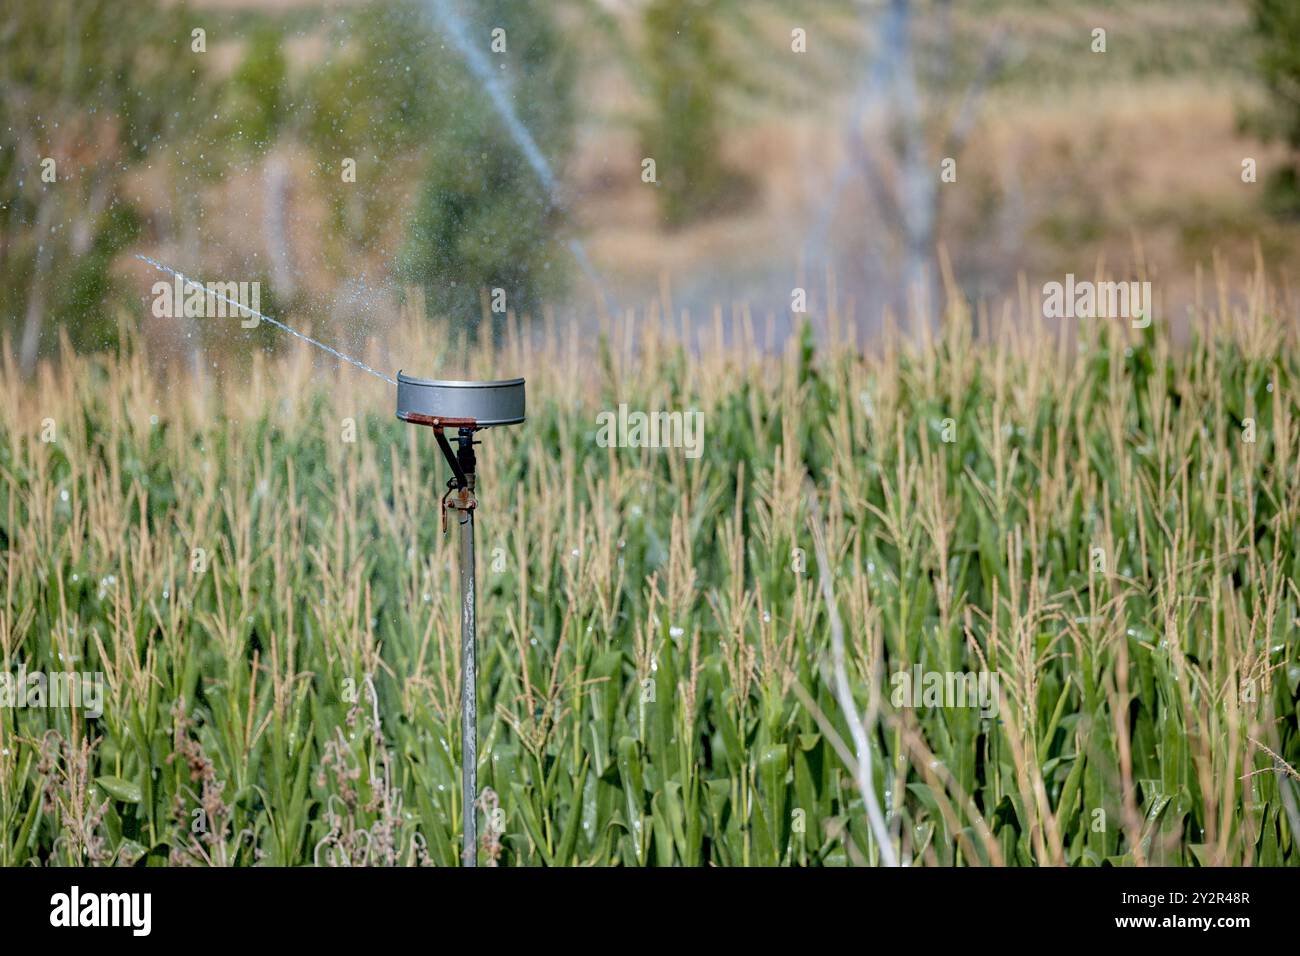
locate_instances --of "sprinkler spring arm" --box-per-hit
[455,427,478,492]
[434,426,469,489]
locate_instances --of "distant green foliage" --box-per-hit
[304,0,576,328]
[1250,0,1300,151]
[641,0,742,228]
[0,0,215,367]
[312,13,440,151]
[1248,0,1300,215]
[400,136,559,327]
[401,0,575,327]
[226,25,290,153]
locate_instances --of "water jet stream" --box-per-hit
[426,0,614,314]
[135,254,397,386]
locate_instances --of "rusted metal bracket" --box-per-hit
[440,483,477,533]
[432,423,479,533]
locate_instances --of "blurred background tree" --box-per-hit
[305,0,575,332]
[1246,0,1300,216]
[399,0,575,330]
[227,25,290,153]
[304,2,445,255]
[0,0,217,374]
[640,0,742,228]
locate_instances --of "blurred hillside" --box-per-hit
[1,0,1296,371]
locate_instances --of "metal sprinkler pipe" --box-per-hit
[396,374,525,867]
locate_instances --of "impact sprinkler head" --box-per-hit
[396,372,525,868]
[396,372,526,428]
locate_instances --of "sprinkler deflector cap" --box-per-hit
[396,372,526,428]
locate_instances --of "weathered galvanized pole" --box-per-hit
[452,430,478,867]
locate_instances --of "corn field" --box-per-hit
[1,276,1298,866]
